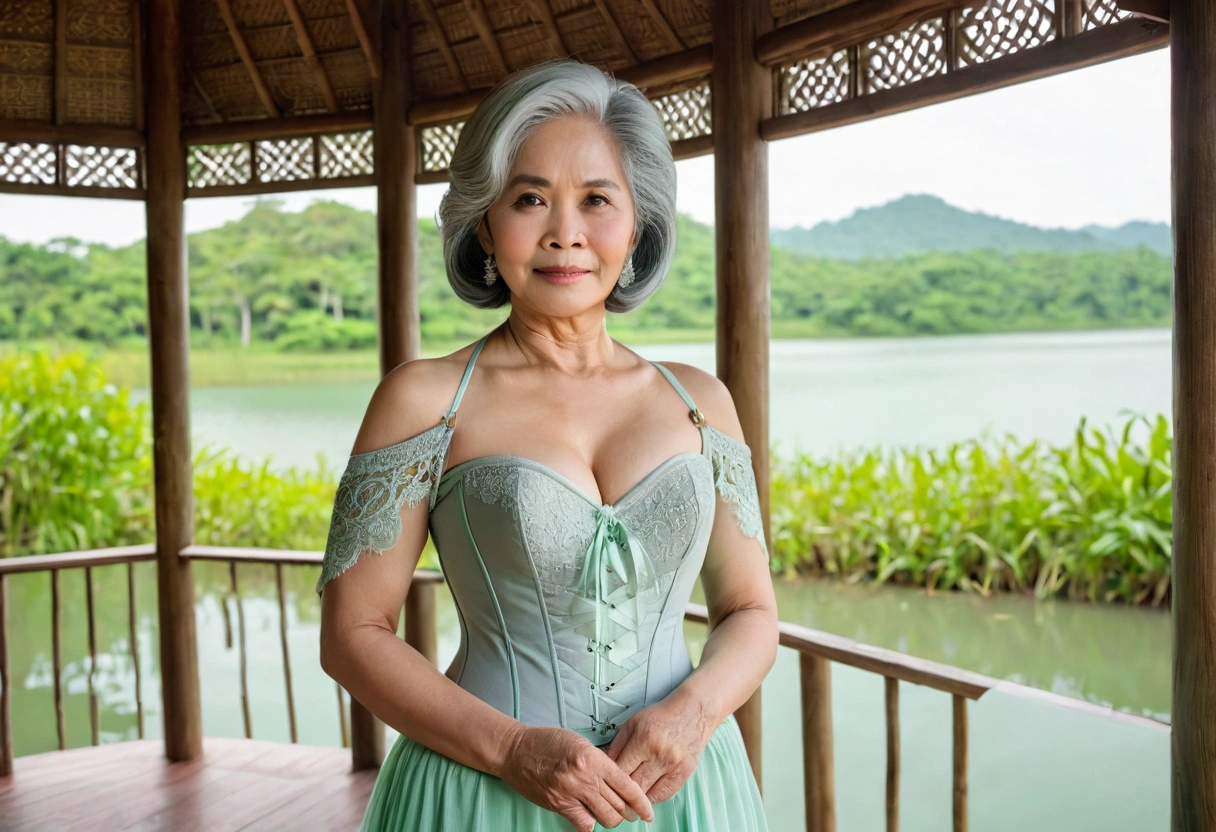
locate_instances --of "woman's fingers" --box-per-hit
[598,778,640,823]
[627,758,666,798]
[601,756,655,823]
[581,791,626,829]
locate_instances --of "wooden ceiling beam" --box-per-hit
[406,43,712,124]
[344,0,379,79]
[181,110,372,145]
[282,0,339,112]
[464,0,511,78]
[418,0,470,92]
[591,0,638,63]
[0,118,144,147]
[525,0,569,57]
[755,0,952,67]
[192,77,225,122]
[638,0,685,51]
[215,0,281,117]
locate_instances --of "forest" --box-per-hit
[0,199,1171,351]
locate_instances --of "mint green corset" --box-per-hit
[318,335,767,746]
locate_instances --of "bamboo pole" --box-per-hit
[1170,0,1216,827]
[886,677,900,832]
[0,575,10,776]
[405,582,438,666]
[145,0,202,763]
[953,695,968,831]
[712,0,773,790]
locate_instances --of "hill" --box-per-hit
[771,194,1171,258]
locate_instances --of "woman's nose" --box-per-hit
[543,202,586,248]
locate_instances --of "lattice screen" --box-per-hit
[651,81,712,142]
[777,0,1139,117]
[420,122,463,173]
[0,140,141,192]
[955,0,1057,68]
[780,49,852,115]
[862,17,947,93]
[187,130,374,191]
[1082,0,1133,30]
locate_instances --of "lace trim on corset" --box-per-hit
[315,422,453,595]
[703,425,768,553]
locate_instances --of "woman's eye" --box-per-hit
[515,193,543,207]
[587,194,609,207]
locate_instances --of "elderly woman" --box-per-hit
[317,58,778,832]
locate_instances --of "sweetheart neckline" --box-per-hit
[436,449,713,511]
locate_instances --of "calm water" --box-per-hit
[19,329,1171,830]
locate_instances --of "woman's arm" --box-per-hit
[318,356,523,776]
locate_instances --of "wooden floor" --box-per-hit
[0,737,379,831]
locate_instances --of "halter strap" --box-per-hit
[443,334,489,425]
[649,361,707,428]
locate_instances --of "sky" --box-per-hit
[0,48,1170,249]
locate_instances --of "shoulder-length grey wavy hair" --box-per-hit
[436,58,677,313]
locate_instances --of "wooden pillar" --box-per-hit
[712,0,773,791]
[348,0,419,771]
[144,0,202,762]
[374,0,418,374]
[1170,1,1216,827]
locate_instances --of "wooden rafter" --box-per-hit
[129,0,144,131]
[282,0,339,112]
[344,0,379,79]
[216,0,280,117]
[54,0,67,125]
[525,0,569,57]
[464,0,510,78]
[591,0,638,63]
[638,0,685,51]
[192,77,225,123]
[418,0,470,92]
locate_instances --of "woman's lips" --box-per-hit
[534,267,591,284]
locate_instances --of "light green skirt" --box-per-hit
[358,713,769,831]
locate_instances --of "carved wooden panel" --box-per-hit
[0,141,57,185]
[187,143,253,188]
[63,144,139,188]
[1082,0,1133,30]
[780,48,851,114]
[256,136,315,182]
[861,16,947,93]
[650,80,712,141]
[420,121,463,172]
[955,0,1056,68]
[319,130,374,178]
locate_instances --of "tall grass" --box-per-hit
[770,415,1172,605]
[2,347,1172,603]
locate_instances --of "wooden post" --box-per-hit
[800,653,836,832]
[1170,1,1216,827]
[348,0,419,771]
[144,0,202,762]
[712,0,773,790]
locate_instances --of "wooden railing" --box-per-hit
[0,545,1169,832]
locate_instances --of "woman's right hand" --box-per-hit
[500,725,655,831]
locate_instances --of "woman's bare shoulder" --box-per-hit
[650,360,747,444]
[348,340,485,456]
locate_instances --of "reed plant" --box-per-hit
[770,414,1172,605]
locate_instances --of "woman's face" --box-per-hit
[478,115,637,318]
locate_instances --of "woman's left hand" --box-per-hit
[603,691,716,804]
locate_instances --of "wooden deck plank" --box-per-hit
[0,738,376,832]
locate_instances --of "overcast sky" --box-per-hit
[0,48,1170,249]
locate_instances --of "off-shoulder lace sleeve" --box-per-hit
[703,425,768,555]
[316,422,453,595]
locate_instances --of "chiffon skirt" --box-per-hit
[357,713,769,831]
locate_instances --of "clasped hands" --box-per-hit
[501,692,715,832]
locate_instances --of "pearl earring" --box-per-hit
[483,254,498,286]
[617,256,635,288]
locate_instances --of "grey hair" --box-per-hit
[436,58,677,312]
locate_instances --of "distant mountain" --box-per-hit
[771,194,1172,259]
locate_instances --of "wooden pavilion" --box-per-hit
[0,0,1203,829]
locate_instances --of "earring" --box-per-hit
[483,254,498,286]
[617,256,635,288]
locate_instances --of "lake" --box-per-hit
[52,327,1171,830]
